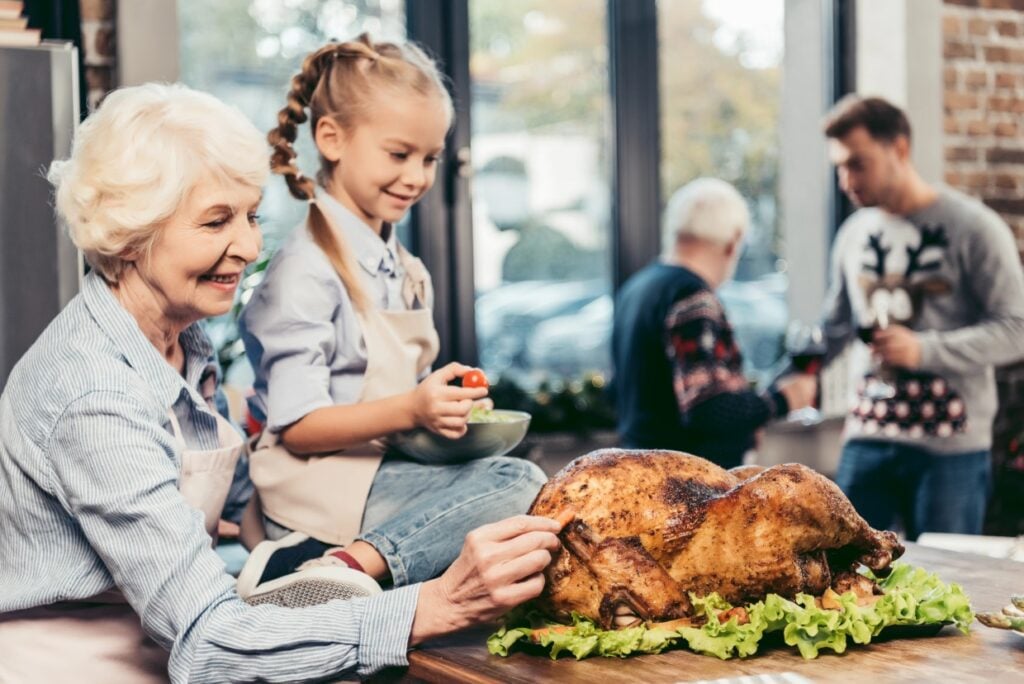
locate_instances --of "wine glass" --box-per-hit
[784,321,824,423]
[863,295,897,401]
[786,321,825,376]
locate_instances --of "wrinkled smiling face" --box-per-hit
[828,126,904,210]
[130,172,263,324]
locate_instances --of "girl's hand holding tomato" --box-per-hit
[462,368,493,411]
[412,363,489,439]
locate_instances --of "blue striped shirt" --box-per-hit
[0,271,419,682]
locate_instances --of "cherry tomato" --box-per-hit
[462,368,489,389]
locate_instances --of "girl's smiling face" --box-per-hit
[126,173,263,326]
[319,92,450,233]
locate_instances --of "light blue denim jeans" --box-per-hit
[265,454,547,586]
[835,439,991,541]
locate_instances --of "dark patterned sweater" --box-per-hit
[612,262,787,468]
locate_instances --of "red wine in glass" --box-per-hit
[792,352,825,375]
[786,322,826,376]
[784,321,825,418]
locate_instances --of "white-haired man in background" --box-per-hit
[611,178,816,468]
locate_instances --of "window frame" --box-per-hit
[831,0,857,235]
[407,0,478,367]
[608,0,661,292]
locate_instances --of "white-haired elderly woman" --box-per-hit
[0,83,560,683]
[611,177,817,468]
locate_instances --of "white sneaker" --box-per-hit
[244,566,383,608]
[236,531,318,599]
[298,547,360,572]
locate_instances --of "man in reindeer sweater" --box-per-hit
[821,95,1024,540]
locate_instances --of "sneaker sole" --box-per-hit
[244,566,383,608]
[235,531,311,599]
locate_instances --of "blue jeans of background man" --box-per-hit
[266,454,547,587]
[834,439,991,541]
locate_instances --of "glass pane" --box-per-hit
[658,0,786,385]
[469,1,613,390]
[176,0,405,383]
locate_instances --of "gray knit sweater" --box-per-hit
[823,185,1024,454]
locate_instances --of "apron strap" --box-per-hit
[166,409,186,445]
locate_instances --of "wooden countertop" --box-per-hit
[383,543,1024,683]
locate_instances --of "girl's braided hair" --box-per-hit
[268,33,451,312]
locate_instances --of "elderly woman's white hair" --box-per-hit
[48,83,269,282]
[661,177,750,257]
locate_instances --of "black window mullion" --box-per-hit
[405,0,476,366]
[608,0,661,290]
[829,0,856,236]
[411,0,664,364]
[444,1,477,368]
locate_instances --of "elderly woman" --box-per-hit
[612,178,818,468]
[0,83,560,683]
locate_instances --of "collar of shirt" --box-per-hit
[316,189,400,279]
[80,271,217,412]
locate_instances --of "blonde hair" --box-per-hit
[48,83,269,282]
[268,33,453,311]
[662,177,750,256]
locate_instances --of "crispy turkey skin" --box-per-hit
[529,449,904,628]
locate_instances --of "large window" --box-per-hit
[659,0,786,384]
[468,1,613,388]
[175,0,825,413]
[465,0,788,390]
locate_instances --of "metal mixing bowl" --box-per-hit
[386,410,531,464]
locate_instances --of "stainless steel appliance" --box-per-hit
[0,41,81,389]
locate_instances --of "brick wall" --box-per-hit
[943,0,1024,253]
[79,0,116,112]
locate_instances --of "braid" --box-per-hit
[334,33,382,63]
[269,40,376,311]
[268,43,341,200]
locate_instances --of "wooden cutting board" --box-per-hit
[378,543,1024,683]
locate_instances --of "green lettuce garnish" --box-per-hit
[487,563,972,661]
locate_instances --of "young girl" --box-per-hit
[236,34,547,601]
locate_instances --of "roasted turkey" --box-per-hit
[528,449,904,628]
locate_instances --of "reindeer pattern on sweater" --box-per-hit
[824,186,1024,453]
[848,221,964,438]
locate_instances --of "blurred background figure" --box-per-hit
[819,94,1024,540]
[612,178,816,468]
[817,95,1024,541]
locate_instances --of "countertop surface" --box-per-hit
[379,543,1023,684]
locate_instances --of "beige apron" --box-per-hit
[0,399,244,683]
[249,244,439,547]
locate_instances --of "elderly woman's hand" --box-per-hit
[410,515,561,645]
